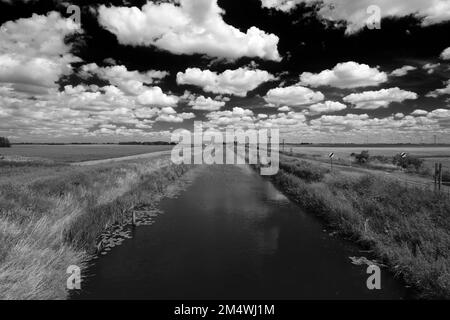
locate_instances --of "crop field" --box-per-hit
[0,144,173,163]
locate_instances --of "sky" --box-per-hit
[0,0,449,143]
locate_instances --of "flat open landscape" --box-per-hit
[288,145,450,172]
[0,144,173,163]
[289,145,450,159]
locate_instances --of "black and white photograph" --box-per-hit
[0,0,449,310]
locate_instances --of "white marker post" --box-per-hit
[329,152,335,171]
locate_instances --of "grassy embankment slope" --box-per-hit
[0,156,189,299]
[261,156,450,298]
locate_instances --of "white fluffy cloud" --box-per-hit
[264,85,324,106]
[308,101,347,114]
[299,61,387,88]
[206,107,256,128]
[423,63,440,74]
[156,112,195,123]
[343,87,418,109]
[0,82,194,140]
[136,87,179,106]
[260,0,450,33]
[390,65,417,77]
[98,0,281,61]
[441,47,450,60]
[188,95,226,111]
[177,67,274,97]
[311,113,370,128]
[0,12,81,93]
[411,109,428,116]
[81,63,169,95]
[427,80,450,97]
[278,106,291,112]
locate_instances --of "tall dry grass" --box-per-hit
[0,157,189,299]
[262,157,450,298]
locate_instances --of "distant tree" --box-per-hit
[0,137,11,148]
[351,150,370,164]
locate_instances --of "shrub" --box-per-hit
[392,153,424,171]
[351,150,370,164]
[0,137,11,148]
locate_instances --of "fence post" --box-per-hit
[434,163,438,192]
[438,163,442,192]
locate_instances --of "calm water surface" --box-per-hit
[75,165,410,299]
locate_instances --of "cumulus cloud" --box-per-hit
[206,107,256,128]
[136,87,179,106]
[278,106,291,112]
[81,63,169,95]
[308,101,347,114]
[427,80,450,97]
[156,112,195,123]
[177,67,275,97]
[411,109,428,116]
[299,61,387,88]
[343,87,418,109]
[98,0,281,61]
[390,65,417,77]
[423,62,440,74]
[311,113,370,128]
[264,85,324,106]
[260,0,450,33]
[441,47,450,60]
[0,12,81,93]
[188,95,226,111]
[0,82,194,141]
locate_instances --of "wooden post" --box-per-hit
[132,211,136,226]
[434,163,438,192]
[438,163,442,191]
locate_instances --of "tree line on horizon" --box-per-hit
[0,137,11,148]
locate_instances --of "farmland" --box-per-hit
[0,144,173,163]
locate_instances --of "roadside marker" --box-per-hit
[329,152,334,171]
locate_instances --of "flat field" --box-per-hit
[0,144,173,163]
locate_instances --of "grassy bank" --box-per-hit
[0,158,189,299]
[262,157,450,298]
